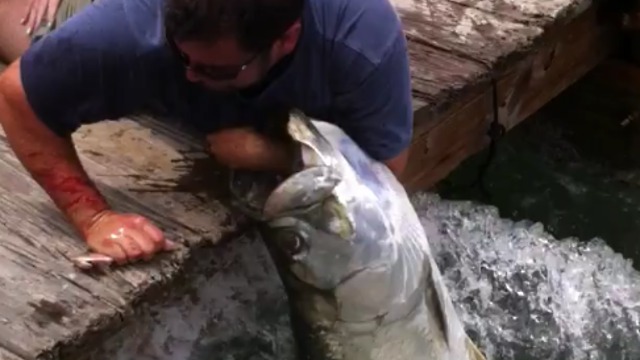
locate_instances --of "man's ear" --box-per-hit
[275,19,302,55]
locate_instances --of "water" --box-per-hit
[437,72,640,265]
[87,192,640,360]
[90,235,294,360]
[416,193,640,360]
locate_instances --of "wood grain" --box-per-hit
[496,5,620,131]
[0,115,241,359]
[395,0,616,191]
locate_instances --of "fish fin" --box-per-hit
[423,261,450,345]
[423,257,469,353]
[264,166,342,219]
[465,337,487,360]
[287,110,340,168]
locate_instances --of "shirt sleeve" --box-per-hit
[19,0,165,136]
[329,34,414,162]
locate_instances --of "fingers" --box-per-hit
[21,0,55,36]
[132,215,176,252]
[21,0,34,28]
[95,237,128,264]
[86,214,177,266]
[46,0,60,27]
[163,239,178,251]
[31,0,47,35]
[26,4,40,36]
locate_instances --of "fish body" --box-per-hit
[229,110,485,360]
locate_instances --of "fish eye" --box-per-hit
[276,228,307,259]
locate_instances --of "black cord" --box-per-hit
[444,77,505,200]
[474,78,506,200]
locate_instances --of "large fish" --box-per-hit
[229,110,486,360]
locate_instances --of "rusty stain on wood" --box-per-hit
[395,0,618,191]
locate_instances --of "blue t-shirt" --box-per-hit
[20,0,413,161]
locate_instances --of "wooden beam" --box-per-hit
[393,0,620,192]
[497,5,621,132]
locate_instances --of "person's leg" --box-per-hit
[0,0,92,63]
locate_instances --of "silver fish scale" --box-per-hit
[311,119,483,360]
[229,113,485,360]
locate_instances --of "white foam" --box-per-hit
[414,192,640,360]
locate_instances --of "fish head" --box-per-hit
[229,110,397,292]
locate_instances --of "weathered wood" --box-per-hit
[0,115,240,359]
[394,0,619,191]
[496,5,620,131]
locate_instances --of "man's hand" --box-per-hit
[84,210,177,265]
[207,127,294,173]
[21,0,60,35]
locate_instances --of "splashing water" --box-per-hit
[415,193,640,360]
[92,193,640,360]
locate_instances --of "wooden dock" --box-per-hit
[395,0,620,191]
[0,0,624,358]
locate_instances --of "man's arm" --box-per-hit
[0,62,108,234]
[0,0,174,263]
[330,33,414,179]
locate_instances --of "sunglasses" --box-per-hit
[166,35,264,81]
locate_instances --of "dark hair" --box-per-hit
[164,0,304,52]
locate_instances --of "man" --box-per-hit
[0,0,414,265]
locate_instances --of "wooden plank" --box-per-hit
[405,38,488,119]
[394,0,617,191]
[0,115,240,359]
[446,0,592,26]
[401,88,494,192]
[0,348,24,360]
[496,4,620,131]
[394,0,545,69]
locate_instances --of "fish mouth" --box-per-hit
[229,110,343,221]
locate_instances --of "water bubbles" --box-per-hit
[98,191,640,360]
[414,192,640,360]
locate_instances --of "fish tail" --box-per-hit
[465,337,487,360]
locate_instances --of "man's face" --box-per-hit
[173,37,270,91]
[171,21,301,92]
